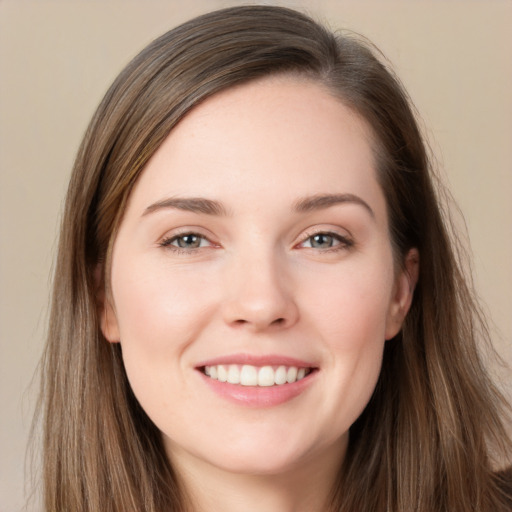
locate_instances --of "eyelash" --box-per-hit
[159,231,215,254]
[159,230,354,254]
[296,230,354,252]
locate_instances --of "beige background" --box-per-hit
[1,1,511,510]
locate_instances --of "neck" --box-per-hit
[170,439,346,512]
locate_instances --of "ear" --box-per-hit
[94,265,120,343]
[385,248,419,340]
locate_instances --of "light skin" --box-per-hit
[101,75,418,512]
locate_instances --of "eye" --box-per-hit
[160,232,212,250]
[298,231,353,251]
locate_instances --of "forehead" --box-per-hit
[126,75,385,220]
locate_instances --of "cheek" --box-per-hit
[304,258,394,347]
[112,255,215,344]
[300,257,394,426]
[109,256,218,401]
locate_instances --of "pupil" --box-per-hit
[312,234,332,248]
[178,235,199,248]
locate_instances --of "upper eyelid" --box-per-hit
[159,232,215,251]
[294,227,355,250]
[157,225,354,247]
[168,232,209,242]
[298,225,353,241]
[159,226,216,242]
[298,233,352,246]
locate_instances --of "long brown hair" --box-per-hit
[37,5,511,511]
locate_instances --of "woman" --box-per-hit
[37,5,511,511]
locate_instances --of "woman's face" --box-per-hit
[101,76,416,477]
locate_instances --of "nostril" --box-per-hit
[231,317,286,329]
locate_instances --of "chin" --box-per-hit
[194,428,345,478]
[213,450,307,477]
[165,429,316,477]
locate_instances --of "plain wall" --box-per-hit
[1,1,511,510]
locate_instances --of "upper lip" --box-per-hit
[195,353,317,369]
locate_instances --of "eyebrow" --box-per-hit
[143,197,228,216]
[143,193,374,218]
[293,193,375,218]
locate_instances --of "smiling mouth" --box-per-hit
[201,364,314,387]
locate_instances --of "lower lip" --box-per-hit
[198,370,317,407]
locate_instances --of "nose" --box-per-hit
[221,250,299,332]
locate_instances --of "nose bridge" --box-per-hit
[222,242,298,331]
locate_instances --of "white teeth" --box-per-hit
[258,366,275,387]
[275,365,287,385]
[240,365,258,386]
[217,365,228,382]
[203,364,311,386]
[227,365,240,384]
[286,366,297,383]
